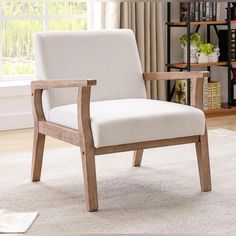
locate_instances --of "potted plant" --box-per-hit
[180,32,203,63]
[196,43,215,63]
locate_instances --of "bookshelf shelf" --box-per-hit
[167,21,232,26]
[167,61,236,69]
[166,2,234,115]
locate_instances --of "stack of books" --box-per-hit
[203,80,221,110]
[180,2,220,22]
[175,79,221,110]
[219,29,236,61]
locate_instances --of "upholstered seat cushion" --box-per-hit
[48,99,205,148]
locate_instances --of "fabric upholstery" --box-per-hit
[48,99,205,148]
[35,29,147,116]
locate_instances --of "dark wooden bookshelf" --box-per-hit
[166,2,234,116]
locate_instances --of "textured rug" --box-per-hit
[0,129,236,234]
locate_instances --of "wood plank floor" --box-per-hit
[1,115,236,155]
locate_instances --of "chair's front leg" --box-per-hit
[80,149,98,212]
[133,150,144,167]
[31,88,46,182]
[32,127,45,181]
[78,86,98,211]
[195,127,211,192]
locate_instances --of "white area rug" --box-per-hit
[0,129,236,234]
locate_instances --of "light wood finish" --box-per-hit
[195,127,212,192]
[190,77,204,110]
[143,71,209,81]
[30,71,211,211]
[31,85,45,181]
[206,115,236,131]
[77,86,98,212]
[31,79,96,186]
[166,61,236,69]
[95,136,199,155]
[31,79,96,90]
[205,107,236,118]
[39,121,80,146]
[133,150,144,167]
[31,130,45,181]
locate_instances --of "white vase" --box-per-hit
[196,52,209,64]
[208,51,220,62]
[182,44,198,64]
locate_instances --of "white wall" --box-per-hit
[0,81,33,131]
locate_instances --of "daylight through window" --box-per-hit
[0,1,88,79]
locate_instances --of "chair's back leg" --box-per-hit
[32,129,46,182]
[195,129,212,192]
[133,149,144,167]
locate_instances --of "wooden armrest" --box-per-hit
[31,79,96,90]
[31,79,96,123]
[143,71,210,110]
[143,71,210,81]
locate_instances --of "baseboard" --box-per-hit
[0,112,33,131]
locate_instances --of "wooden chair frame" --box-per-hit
[31,71,211,212]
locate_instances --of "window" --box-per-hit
[0,1,96,81]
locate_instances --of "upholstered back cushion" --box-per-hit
[35,29,147,109]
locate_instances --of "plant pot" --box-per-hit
[208,51,220,63]
[196,52,208,64]
[182,44,198,64]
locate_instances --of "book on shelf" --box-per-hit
[180,3,188,22]
[180,2,219,22]
[176,79,188,105]
[195,2,199,22]
[212,2,217,21]
[175,79,221,110]
[219,29,236,61]
[203,78,209,110]
[205,81,221,110]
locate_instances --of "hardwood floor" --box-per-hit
[1,115,236,155]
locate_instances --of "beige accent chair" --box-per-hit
[32,29,211,212]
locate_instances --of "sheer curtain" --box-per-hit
[101,2,166,100]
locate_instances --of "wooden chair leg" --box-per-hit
[81,152,98,212]
[132,149,144,167]
[32,129,45,182]
[195,130,212,192]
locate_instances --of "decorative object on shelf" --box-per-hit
[175,80,187,105]
[196,43,214,63]
[219,29,236,61]
[180,32,203,63]
[208,46,220,63]
[231,68,236,105]
[231,3,236,20]
[196,52,209,63]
